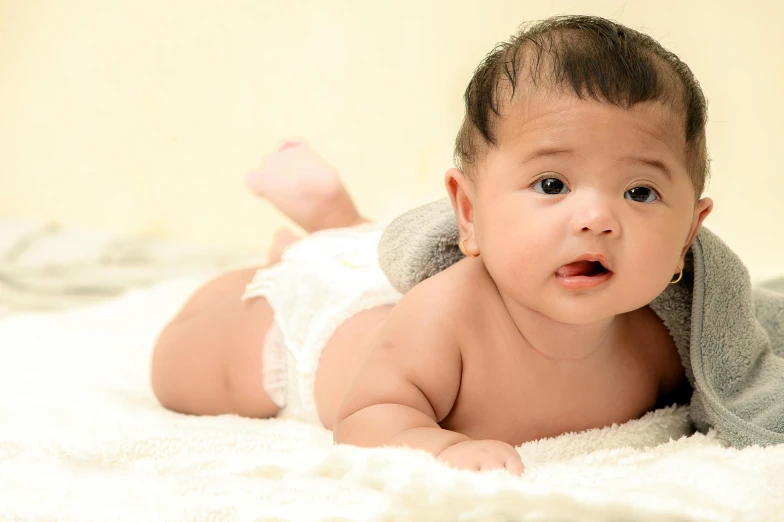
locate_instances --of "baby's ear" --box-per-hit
[681,197,714,263]
[444,168,476,242]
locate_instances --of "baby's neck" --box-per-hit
[503,299,628,364]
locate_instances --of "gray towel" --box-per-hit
[377,197,784,448]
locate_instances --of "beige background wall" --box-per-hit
[1,0,783,281]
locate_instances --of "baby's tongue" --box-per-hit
[556,261,597,277]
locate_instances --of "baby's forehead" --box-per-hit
[490,94,689,171]
[501,91,684,144]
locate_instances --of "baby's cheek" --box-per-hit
[491,242,540,293]
[626,243,679,294]
[618,269,669,312]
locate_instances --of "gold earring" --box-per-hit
[670,264,683,285]
[459,239,479,258]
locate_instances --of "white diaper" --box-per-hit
[241,223,402,424]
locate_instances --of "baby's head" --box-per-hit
[446,15,714,324]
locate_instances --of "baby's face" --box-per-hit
[469,92,711,324]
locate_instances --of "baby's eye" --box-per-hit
[533,177,569,195]
[625,186,659,203]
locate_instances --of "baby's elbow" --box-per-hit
[331,405,358,445]
[332,406,382,448]
[332,419,347,445]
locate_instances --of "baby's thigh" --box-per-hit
[314,305,394,429]
[152,277,280,419]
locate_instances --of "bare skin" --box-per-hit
[333,257,685,472]
[151,140,388,427]
[334,93,712,474]
[151,136,695,476]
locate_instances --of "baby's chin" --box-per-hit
[540,310,616,326]
[505,283,661,326]
[531,300,640,326]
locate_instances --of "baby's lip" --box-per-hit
[559,253,613,273]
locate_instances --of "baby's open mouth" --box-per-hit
[555,260,611,278]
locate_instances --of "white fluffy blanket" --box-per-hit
[2,277,783,521]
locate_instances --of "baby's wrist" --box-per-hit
[390,427,471,457]
[435,437,473,457]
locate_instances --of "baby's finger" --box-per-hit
[505,455,525,476]
[477,457,507,473]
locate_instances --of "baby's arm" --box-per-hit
[332,286,466,454]
[332,283,524,474]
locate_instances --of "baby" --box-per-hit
[151,15,713,475]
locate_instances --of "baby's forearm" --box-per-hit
[333,403,470,457]
[389,426,471,457]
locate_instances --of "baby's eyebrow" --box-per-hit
[518,147,575,166]
[620,156,672,182]
[519,148,674,183]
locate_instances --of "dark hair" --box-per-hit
[454,15,709,200]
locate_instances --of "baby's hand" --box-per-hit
[437,439,525,475]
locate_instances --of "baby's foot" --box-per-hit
[266,227,302,265]
[245,140,365,233]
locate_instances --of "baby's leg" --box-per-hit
[245,139,368,233]
[152,143,366,417]
[151,268,278,417]
[266,227,302,266]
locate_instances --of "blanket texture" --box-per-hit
[2,278,784,521]
[377,198,784,448]
[0,218,260,314]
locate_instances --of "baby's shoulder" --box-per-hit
[381,261,494,348]
[371,263,474,365]
[402,260,485,316]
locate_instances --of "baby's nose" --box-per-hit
[570,201,620,236]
